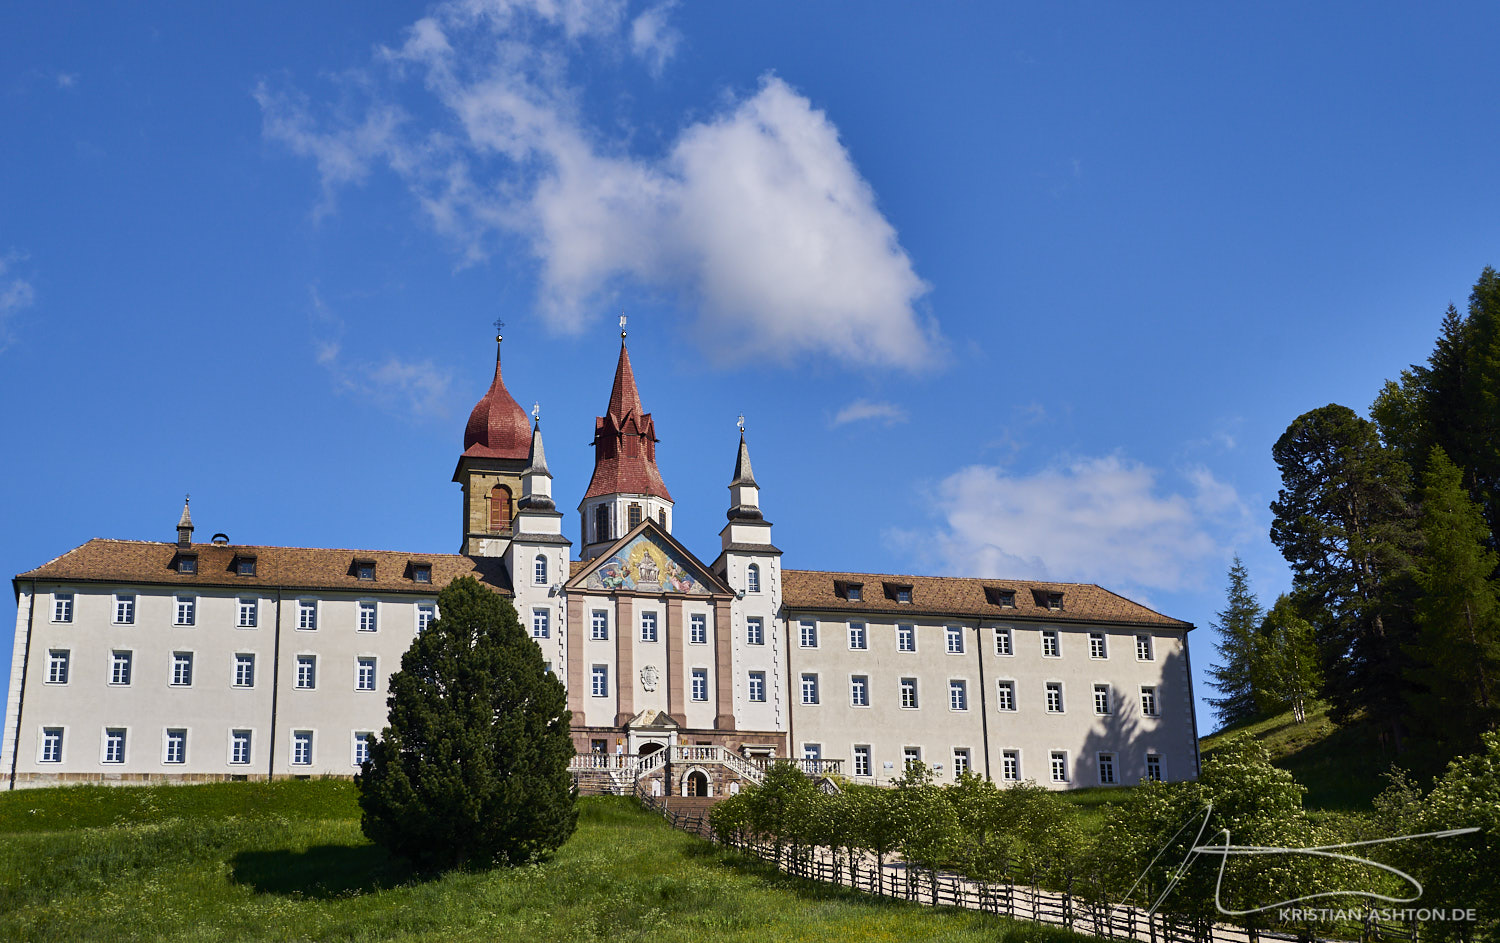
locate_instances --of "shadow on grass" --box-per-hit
[231,843,419,900]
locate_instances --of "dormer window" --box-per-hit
[984,587,1016,608]
[176,554,198,575]
[835,581,863,602]
[1030,589,1065,611]
[234,555,257,577]
[355,560,376,581]
[411,563,432,584]
[884,582,914,604]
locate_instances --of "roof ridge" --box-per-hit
[782,566,1098,587]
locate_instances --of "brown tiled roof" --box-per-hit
[462,341,531,461]
[16,539,511,595]
[782,569,1190,629]
[583,343,672,501]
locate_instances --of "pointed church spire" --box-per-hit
[731,431,757,488]
[518,416,556,512]
[583,335,672,502]
[607,341,644,422]
[176,495,194,547]
[726,427,763,522]
[522,414,551,479]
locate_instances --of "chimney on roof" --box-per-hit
[176,496,194,548]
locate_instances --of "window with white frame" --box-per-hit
[230,729,252,765]
[297,600,317,630]
[355,561,375,581]
[903,746,921,771]
[897,624,915,652]
[900,677,918,709]
[953,748,971,777]
[1146,754,1163,782]
[1050,750,1069,783]
[691,668,708,701]
[1041,630,1060,657]
[357,657,377,691]
[592,610,610,641]
[1136,634,1154,661]
[175,595,196,626]
[165,729,187,765]
[46,650,69,684]
[640,611,658,642]
[1001,749,1020,782]
[946,625,965,654]
[1099,752,1117,785]
[171,651,194,687]
[850,675,870,707]
[1140,685,1158,717]
[114,594,135,625]
[996,679,1016,711]
[104,728,126,764]
[234,653,255,688]
[295,655,316,690]
[1089,632,1107,659]
[591,664,608,697]
[748,671,766,702]
[848,622,867,650]
[853,744,872,777]
[949,679,968,711]
[358,601,378,632]
[354,731,373,767]
[801,673,819,705]
[111,650,132,686]
[1094,683,1112,715]
[40,727,63,763]
[689,613,706,644]
[746,617,764,645]
[799,620,818,648]
[994,626,1013,656]
[292,730,312,766]
[417,603,435,633]
[747,564,761,594]
[53,593,74,623]
[534,554,548,585]
[802,742,822,761]
[238,597,257,627]
[532,609,550,639]
[1045,681,1063,712]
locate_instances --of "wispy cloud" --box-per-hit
[257,0,938,370]
[56,72,78,89]
[831,398,908,427]
[0,253,36,352]
[309,287,454,419]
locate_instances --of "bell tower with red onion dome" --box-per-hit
[454,328,532,557]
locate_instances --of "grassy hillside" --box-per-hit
[0,780,1093,943]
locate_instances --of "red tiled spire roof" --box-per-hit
[462,338,530,460]
[583,342,672,501]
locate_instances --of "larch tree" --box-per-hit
[1251,594,1321,723]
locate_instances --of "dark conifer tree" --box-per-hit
[1206,557,1263,729]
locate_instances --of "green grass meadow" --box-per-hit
[0,780,1095,943]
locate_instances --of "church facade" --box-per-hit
[2,334,1200,792]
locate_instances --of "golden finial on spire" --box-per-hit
[737,414,745,434]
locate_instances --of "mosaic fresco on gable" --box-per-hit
[583,533,712,595]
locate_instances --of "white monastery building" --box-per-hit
[3,332,1201,794]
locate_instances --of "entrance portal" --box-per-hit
[685,770,710,797]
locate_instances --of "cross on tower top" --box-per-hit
[532,402,541,422]
[493,317,505,341]
[619,314,627,339]
[737,414,745,433]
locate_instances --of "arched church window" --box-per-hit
[747,564,761,594]
[594,505,610,543]
[628,503,643,529]
[534,554,548,585]
[490,485,512,531]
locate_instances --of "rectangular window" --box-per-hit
[799,620,818,648]
[1050,750,1069,783]
[953,748,971,777]
[356,562,375,581]
[689,613,707,645]
[295,655,316,690]
[996,680,1016,712]
[853,744,871,777]
[46,650,69,684]
[104,728,126,764]
[357,657,377,692]
[1136,634,1154,661]
[236,557,256,576]
[1042,630,1060,658]
[534,556,547,585]
[848,622,867,650]
[591,664,608,697]
[691,668,708,701]
[231,730,252,765]
[900,677,918,709]
[1140,686,1158,717]
[1094,684,1112,715]
[175,595,196,626]
[1089,632,1107,659]
[1146,754,1163,782]
[946,625,965,654]
[1099,752,1117,785]
[40,728,63,763]
[298,601,317,630]
[1002,749,1020,782]
[949,679,968,711]
[171,651,194,687]
[903,746,921,771]
[358,601,378,632]
[1045,681,1063,713]
[238,598,257,627]
[994,626,1013,656]
[532,609,550,639]
[292,730,312,766]
[802,743,822,761]
[801,673,819,705]
[178,556,198,574]
[53,593,74,623]
[895,587,912,604]
[413,565,431,583]
[165,729,186,765]
[234,653,255,688]
[592,610,610,641]
[640,611,658,642]
[746,617,764,646]
[897,624,915,652]
[354,731,373,767]
[748,671,766,702]
[844,583,863,602]
[417,603,435,633]
[850,675,869,707]
[115,595,135,625]
[111,650,133,686]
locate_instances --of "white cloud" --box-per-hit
[831,398,908,427]
[905,454,1246,594]
[56,72,78,89]
[308,288,454,418]
[258,1,937,370]
[0,253,36,352]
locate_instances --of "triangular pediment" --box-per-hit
[567,519,730,596]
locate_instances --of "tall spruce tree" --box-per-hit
[1206,557,1263,729]
[358,576,577,871]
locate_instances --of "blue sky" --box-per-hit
[4,2,1499,739]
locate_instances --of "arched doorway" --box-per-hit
[685,770,710,797]
[638,741,665,757]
